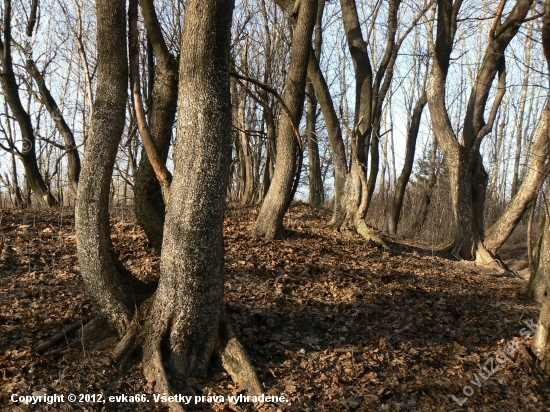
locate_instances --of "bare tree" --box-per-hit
[426,0,534,263]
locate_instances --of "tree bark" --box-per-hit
[75,0,152,335]
[252,0,318,239]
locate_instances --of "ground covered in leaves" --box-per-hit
[0,203,548,411]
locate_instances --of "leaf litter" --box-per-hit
[0,203,548,411]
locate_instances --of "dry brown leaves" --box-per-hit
[0,204,548,411]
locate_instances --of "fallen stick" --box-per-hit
[36,322,81,353]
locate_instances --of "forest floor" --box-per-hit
[0,203,548,412]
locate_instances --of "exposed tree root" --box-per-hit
[112,320,140,363]
[219,309,264,398]
[356,220,389,249]
[101,305,265,411]
[441,237,513,274]
[521,345,550,385]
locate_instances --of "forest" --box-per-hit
[1,0,550,410]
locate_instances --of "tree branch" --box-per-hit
[230,70,304,151]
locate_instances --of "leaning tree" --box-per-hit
[75,0,261,408]
[524,0,550,381]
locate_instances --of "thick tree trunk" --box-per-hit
[76,2,261,407]
[528,213,550,376]
[133,0,179,253]
[252,0,317,239]
[444,147,494,262]
[75,0,152,334]
[388,91,427,234]
[139,0,262,401]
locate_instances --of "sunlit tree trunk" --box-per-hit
[253,0,318,239]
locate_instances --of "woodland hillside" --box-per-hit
[0,204,548,411]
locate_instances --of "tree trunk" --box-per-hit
[133,0,179,253]
[252,0,318,239]
[140,0,262,401]
[75,0,152,335]
[409,135,438,234]
[526,0,550,380]
[427,0,533,263]
[76,1,261,406]
[528,210,550,376]
[26,58,81,196]
[307,48,347,228]
[388,91,427,234]
[142,0,233,376]
[306,0,325,207]
[306,80,324,206]
[484,99,550,255]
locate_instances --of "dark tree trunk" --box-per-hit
[26,59,81,196]
[260,109,276,201]
[252,0,318,239]
[409,136,438,234]
[388,91,427,234]
[10,152,23,208]
[133,0,179,253]
[306,80,324,206]
[306,0,325,207]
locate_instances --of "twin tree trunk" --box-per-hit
[427,0,534,263]
[76,0,261,407]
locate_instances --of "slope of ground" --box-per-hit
[0,203,547,411]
